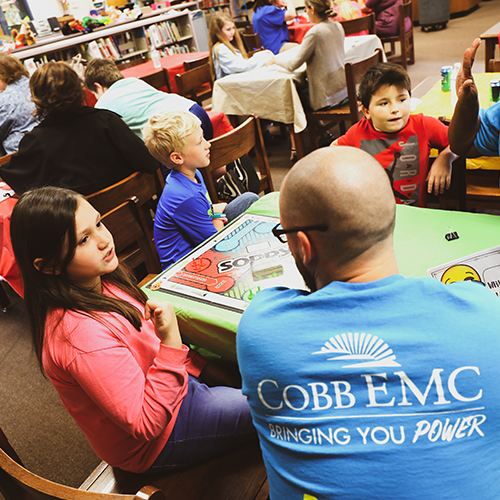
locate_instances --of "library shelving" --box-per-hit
[11,2,207,67]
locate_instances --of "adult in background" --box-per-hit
[84,58,213,141]
[273,0,347,111]
[0,61,159,195]
[252,0,298,55]
[0,53,38,155]
[237,146,500,499]
[362,0,411,37]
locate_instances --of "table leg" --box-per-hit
[485,38,497,72]
[289,125,306,160]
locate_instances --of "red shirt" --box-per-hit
[43,284,206,472]
[337,114,449,207]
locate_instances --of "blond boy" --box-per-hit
[143,110,258,269]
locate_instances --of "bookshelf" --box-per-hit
[11,2,207,67]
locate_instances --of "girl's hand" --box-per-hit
[145,300,182,349]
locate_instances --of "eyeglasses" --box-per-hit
[272,223,328,243]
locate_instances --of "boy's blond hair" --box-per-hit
[142,110,201,165]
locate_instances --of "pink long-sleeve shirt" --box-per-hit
[42,284,206,473]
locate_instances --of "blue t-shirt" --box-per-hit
[237,274,500,499]
[252,5,289,55]
[475,102,500,157]
[154,169,215,269]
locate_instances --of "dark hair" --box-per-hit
[10,186,148,372]
[253,0,271,10]
[0,53,29,84]
[84,58,124,93]
[30,61,84,120]
[359,62,412,109]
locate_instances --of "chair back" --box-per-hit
[140,68,172,93]
[203,115,273,202]
[241,32,262,52]
[345,49,384,124]
[340,12,375,35]
[175,64,213,105]
[86,170,164,221]
[0,153,13,167]
[101,197,161,275]
[379,0,414,70]
[0,427,164,500]
[183,55,209,71]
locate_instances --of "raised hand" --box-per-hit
[456,38,481,103]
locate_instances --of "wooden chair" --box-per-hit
[0,426,165,500]
[241,32,263,53]
[202,115,274,203]
[101,197,161,277]
[86,169,164,224]
[183,55,209,71]
[81,440,268,500]
[308,49,383,150]
[175,64,212,107]
[487,58,500,72]
[340,12,375,35]
[140,68,172,93]
[379,0,415,70]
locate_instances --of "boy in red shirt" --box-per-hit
[333,62,456,207]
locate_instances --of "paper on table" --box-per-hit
[0,183,14,202]
[428,245,500,298]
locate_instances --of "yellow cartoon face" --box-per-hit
[441,265,482,284]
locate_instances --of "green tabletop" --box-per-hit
[145,193,500,359]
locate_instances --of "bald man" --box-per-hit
[237,146,500,500]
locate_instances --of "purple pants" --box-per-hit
[147,376,256,471]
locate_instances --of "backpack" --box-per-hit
[215,154,260,202]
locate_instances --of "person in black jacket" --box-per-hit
[0,61,159,196]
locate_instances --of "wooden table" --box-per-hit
[480,20,500,72]
[287,20,314,44]
[413,72,500,170]
[212,35,385,159]
[120,51,209,93]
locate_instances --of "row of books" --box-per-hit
[87,36,137,60]
[202,6,231,14]
[156,43,194,56]
[200,0,230,8]
[145,20,188,49]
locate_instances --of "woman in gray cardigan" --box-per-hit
[273,0,347,111]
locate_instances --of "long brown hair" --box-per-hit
[208,12,248,81]
[10,186,148,372]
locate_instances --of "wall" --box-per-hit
[27,0,95,20]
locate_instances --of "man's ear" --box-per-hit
[361,105,370,120]
[296,231,316,266]
[33,257,59,275]
[170,151,184,166]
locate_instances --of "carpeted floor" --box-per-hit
[0,1,499,495]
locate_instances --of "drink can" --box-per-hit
[491,80,500,103]
[441,66,453,92]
